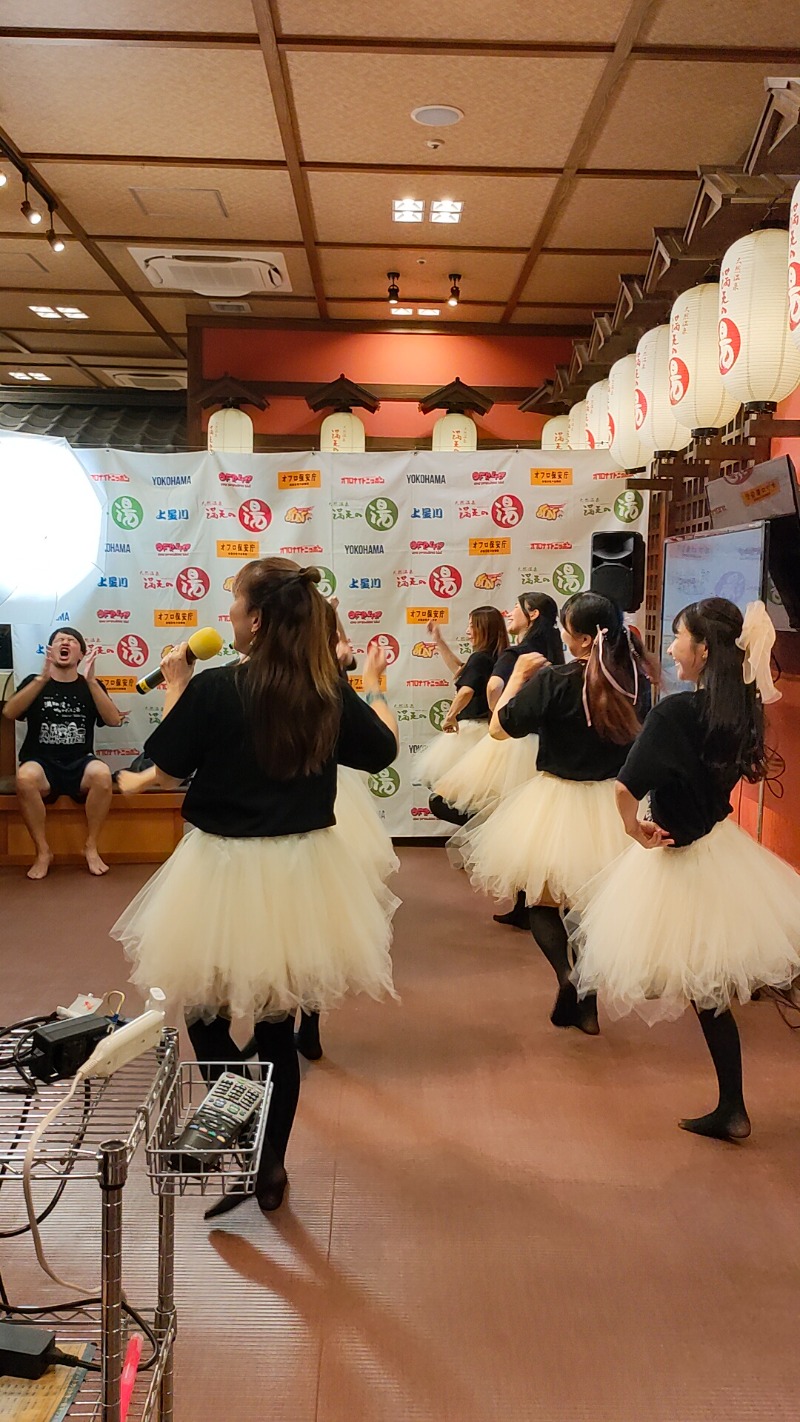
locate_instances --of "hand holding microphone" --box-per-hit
[136,626,224,695]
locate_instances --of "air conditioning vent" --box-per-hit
[128,247,292,298]
[209,300,252,314]
[106,370,187,392]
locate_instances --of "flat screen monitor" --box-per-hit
[660,522,768,696]
[707,454,799,528]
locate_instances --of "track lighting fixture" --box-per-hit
[0,169,7,189]
[21,182,42,225]
[46,205,64,252]
[448,274,461,307]
[387,271,400,304]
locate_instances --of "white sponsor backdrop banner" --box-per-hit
[10,447,646,836]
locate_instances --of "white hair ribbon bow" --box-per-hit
[736,601,781,705]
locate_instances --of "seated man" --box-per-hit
[2,628,123,879]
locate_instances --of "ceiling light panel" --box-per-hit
[392,199,424,223]
[417,308,441,316]
[391,308,414,316]
[430,200,464,223]
[30,305,61,318]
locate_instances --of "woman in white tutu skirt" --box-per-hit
[574,597,800,1141]
[111,557,400,1216]
[456,591,654,1034]
[414,607,508,821]
[435,592,564,928]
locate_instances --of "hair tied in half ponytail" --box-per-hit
[581,625,639,728]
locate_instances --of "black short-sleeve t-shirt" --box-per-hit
[144,664,398,838]
[498,661,636,782]
[455,650,494,721]
[491,624,562,687]
[617,690,737,847]
[17,675,105,769]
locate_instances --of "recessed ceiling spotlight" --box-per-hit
[411,105,464,127]
[391,308,414,317]
[392,198,424,223]
[417,308,441,317]
[431,200,463,225]
[387,271,400,304]
[448,275,461,307]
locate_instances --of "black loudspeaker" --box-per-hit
[589,531,646,612]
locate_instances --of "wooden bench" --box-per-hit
[0,775,186,867]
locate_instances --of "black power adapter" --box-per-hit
[0,1320,56,1379]
[27,1016,113,1084]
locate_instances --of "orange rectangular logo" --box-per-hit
[742,479,780,507]
[154,610,199,628]
[349,674,388,694]
[278,469,321,490]
[100,675,138,694]
[406,607,449,624]
[530,467,573,485]
[216,540,259,558]
[469,537,511,556]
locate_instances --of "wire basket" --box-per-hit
[145,1061,272,1199]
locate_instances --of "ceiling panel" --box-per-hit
[0,365,98,388]
[587,61,782,170]
[287,52,607,166]
[142,295,319,328]
[0,238,117,291]
[548,177,697,249]
[642,0,800,45]
[35,163,302,242]
[6,331,181,355]
[276,0,629,42]
[325,301,507,323]
[521,253,628,304]
[0,1,257,29]
[512,305,598,324]
[0,45,281,159]
[319,247,524,302]
[0,291,153,332]
[308,170,558,247]
[99,243,315,298]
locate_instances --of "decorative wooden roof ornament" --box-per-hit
[417,378,493,416]
[197,375,269,411]
[306,374,381,414]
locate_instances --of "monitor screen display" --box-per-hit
[707,454,799,529]
[660,522,768,695]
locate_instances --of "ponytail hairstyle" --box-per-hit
[470,605,509,660]
[518,591,565,665]
[674,598,767,783]
[561,591,646,745]
[234,558,341,778]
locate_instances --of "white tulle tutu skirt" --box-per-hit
[452,772,628,907]
[434,732,539,816]
[573,818,800,1023]
[110,824,400,1020]
[414,718,487,789]
[335,766,398,887]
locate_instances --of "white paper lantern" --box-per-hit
[568,400,589,450]
[320,411,366,452]
[207,406,254,453]
[719,228,800,405]
[608,354,649,470]
[585,379,613,449]
[787,182,800,352]
[540,414,571,450]
[634,325,692,455]
[668,284,741,432]
[432,413,478,451]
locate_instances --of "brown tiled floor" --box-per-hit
[3,848,800,1420]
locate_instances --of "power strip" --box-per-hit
[79,1010,165,1080]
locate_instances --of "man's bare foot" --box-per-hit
[27,852,54,881]
[85,845,109,876]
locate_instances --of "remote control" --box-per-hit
[168,1072,265,1173]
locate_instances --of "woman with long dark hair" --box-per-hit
[457,591,654,1033]
[111,557,400,1214]
[416,606,508,813]
[574,598,800,1139]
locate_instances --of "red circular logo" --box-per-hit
[718,317,741,375]
[633,388,647,430]
[429,565,462,599]
[608,412,615,440]
[586,429,596,449]
[176,566,210,601]
[367,633,400,665]
[238,498,272,533]
[491,494,523,528]
[789,263,800,331]
[117,634,149,668]
[669,356,690,405]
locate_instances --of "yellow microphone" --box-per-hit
[135,626,224,694]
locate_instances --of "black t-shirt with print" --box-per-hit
[144,663,398,838]
[455,651,494,722]
[498,661,637,782]
[18,675,105,769]
[617,690,738,847]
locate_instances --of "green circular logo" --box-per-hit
[365,497,398,532]
[111,495,143,530]
[368,766,400,798]
[315,566,336,598]
[552,562,585,596]
[614,490,643,523]
[429,698,453,731]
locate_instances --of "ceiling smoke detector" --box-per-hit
[128,247,292,298]
[411,105,463,128]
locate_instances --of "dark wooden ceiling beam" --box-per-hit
[250,0,327,319]
[501,0,664,324]
[187,314,585,338]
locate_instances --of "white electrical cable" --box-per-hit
[22,1072,91,1292]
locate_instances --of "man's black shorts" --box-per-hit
[24,754,99,804]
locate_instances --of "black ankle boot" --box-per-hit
[295,1011,323,1062]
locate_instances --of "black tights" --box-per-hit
[528,905,599,1034]
[683,1005,750,1140]
[428,793,470,827]
[186,1012,300,1163]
